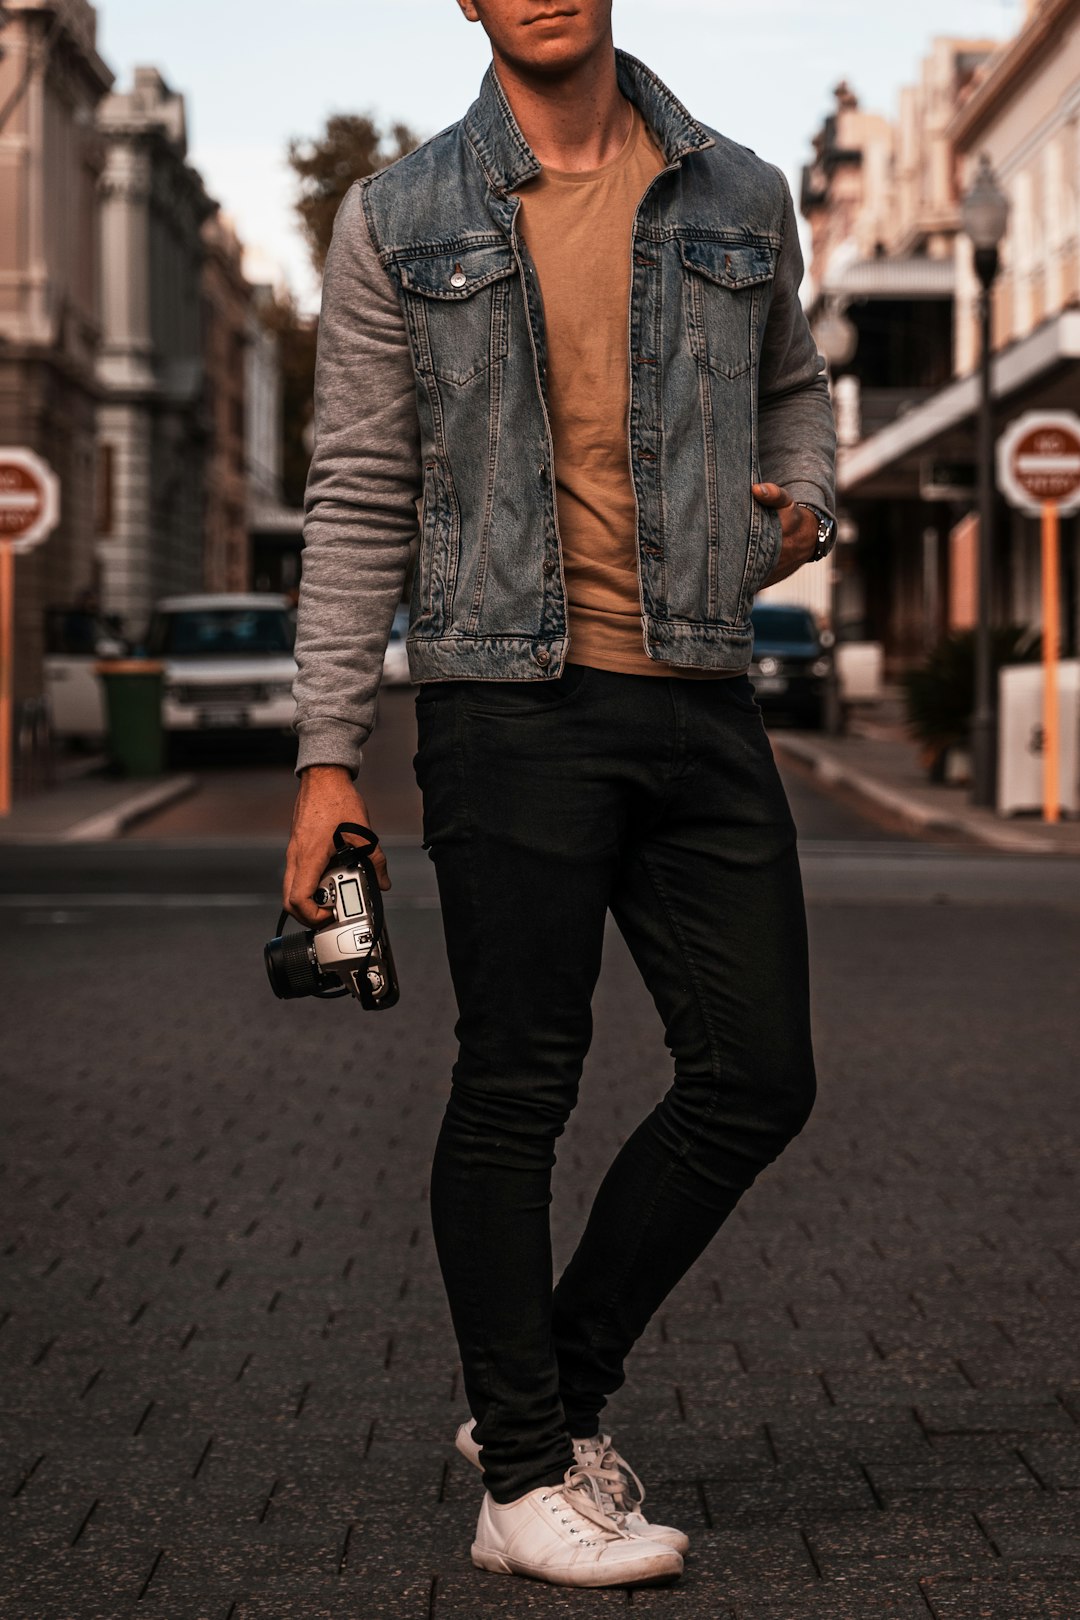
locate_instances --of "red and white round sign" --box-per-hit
[0,448,60,553]
[996,412,1080,516]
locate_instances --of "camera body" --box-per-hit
[264,825,399,1010]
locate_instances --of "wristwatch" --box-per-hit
[797,502,838,562]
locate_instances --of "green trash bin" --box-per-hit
[96,659,165,777]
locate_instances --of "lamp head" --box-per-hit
[961,153,1009,252]
[813,303,859,368]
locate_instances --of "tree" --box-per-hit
[287,114,421,276]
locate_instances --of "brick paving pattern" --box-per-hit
[1,870,1078,1617]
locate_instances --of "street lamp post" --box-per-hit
[813,302,858,736]
[961,154,1009,809]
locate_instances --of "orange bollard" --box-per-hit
[1041,500,1060,825]
[0,544,13,816]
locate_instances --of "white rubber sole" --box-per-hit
[640,1524,691,1556]
[471,1542,684,1588]
[458,1423,691,1556]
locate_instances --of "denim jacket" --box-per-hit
[294,50,835,774]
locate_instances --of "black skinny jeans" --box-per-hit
[413,664,816,1504]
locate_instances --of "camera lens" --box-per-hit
[264,930,321,999]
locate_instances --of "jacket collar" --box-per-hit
[463,47,714,194]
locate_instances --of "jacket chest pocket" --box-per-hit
[679,238,777,381]
[397,243,517,387]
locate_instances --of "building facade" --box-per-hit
[0,0,112,699]
[801,39,997,660]
[201,211,250,594]
[815,0,1080,664]
[246,283,303,596]
[95,66,215,636]
[948,0,1080,648]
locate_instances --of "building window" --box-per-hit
[95,443,114,536]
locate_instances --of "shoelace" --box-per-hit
[574,1435,647,1524]
[539,1462,634,1544]
[593,1435,646,1512]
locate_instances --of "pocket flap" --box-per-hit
[679,238,776,290]
[397,242,517,300]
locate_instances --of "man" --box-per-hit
[285,0,836,1590]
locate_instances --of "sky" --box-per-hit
[95,0,1025,309]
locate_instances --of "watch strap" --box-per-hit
[797,502,837,562]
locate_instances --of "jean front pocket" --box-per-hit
[462,662,591,719]
[397,241,517,387]
[714,672,762,714]
[680,238,777,381]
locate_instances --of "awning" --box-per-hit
[248,497,303,536]
[824,256,955,301]
[839,309,1080,496]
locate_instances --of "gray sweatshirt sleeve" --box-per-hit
[292,179,422,776]
[756,169,837,515]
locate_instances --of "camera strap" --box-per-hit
[331,822,386,943]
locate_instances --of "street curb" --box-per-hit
[62,774,199,842]
[773,737,1071,854]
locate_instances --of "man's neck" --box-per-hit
[491,42,631,173]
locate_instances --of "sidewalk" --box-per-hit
[774,709,1080,856]
[0,767,197,843]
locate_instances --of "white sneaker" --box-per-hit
[471,1463,684,1588]
[455,1418,690,1554]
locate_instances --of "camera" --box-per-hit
[264,823,399,1010]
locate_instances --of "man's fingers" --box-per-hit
[751,481,795,508]
[286,854,332,923]
[370,845,392,892]
[287,896,330,927]
[338,825,391,891]
[284,838,334,924]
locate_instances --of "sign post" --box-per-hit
[996,412,1080,824]
[0,448,61,816]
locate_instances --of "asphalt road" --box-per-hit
[2,697,1078,1619]
[121,687,907,846]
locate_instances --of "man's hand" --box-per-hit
[752,483,819,588]
[283,765,390,926]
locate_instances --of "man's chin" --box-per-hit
[498,40,601,81]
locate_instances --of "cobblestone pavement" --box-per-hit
[1,834,1078,1618]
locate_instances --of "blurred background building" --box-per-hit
[96,66,214,628]
[1,0,1077,709]
[0,0,112,699]
[804,0,1080,670]
[0,1,299,709]
[201,210,251,596]
[246,282,304,599]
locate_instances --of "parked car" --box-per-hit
[43,605,129,742]
[149,594,297,735]
[749,603,833,729]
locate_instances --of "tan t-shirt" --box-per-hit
[518,102,726,678]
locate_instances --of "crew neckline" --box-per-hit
[537,101,642,186]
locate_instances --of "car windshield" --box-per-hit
[751,608,817,643]
[154,608,295,657]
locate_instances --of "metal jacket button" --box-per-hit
[449,265,467,288]
[535,648,551,668]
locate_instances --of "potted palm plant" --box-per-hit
[903,627,1039,783]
